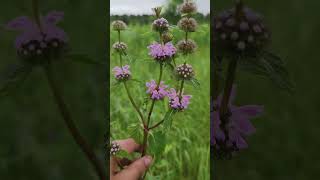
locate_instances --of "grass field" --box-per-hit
[213,1,320,180]
[110,23,210,179]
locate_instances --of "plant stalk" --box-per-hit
[44,64,106,180]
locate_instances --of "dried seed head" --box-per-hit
[112,20,127,31]
[112,42,128,54]
[178,17,198,32]
[176,63,195,80]
[178,1,197,14]
[152,18,169,33]
[177,39,197,55]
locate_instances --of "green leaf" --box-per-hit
[189,78,201,89]
[65,53,106,65]
[0,63,32,97]
[149,130,167,156]
[162,109,176,130]
[238,51,295,93]
[128,123,143,144]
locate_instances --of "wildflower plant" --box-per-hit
[0,0,106,179]
[110,1,201,178]
[212,0,294,159]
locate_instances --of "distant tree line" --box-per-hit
[110,0,209,25]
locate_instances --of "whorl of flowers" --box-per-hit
[178,17,198,32]
[177,39,197,54]
[176,63,195,80]
[111,20,127,31]
[148,42,176,62]
[178,1,197,14]
[112,65,131,81]
[112,42,127,54]
[152,18,169,32]
[146,80,168,100]
[5,11,68,61]
[211,86,264,158]
[213,2,269,57]
[168,88,192,111]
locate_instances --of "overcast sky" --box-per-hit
[110,0,210,15]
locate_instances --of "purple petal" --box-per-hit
[43,11,64,24]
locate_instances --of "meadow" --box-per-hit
[110,23,210,180]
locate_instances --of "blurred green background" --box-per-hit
[213,0,320,180]
[110,2,210,179]
[0,0,107,179]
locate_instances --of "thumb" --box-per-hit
[116,156,153,180]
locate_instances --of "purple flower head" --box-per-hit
[152,18,169,32]
[168,88,192,111]
[6,11,68,57]
[146,80,168,100]
[211,85,263,153]
[112,65,131,81]
[148,42,176,62]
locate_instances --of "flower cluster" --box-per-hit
[168,88,192,111]
[112,65,131,81]
[146,80,168,100]
[6,11,68,62]
[178,1,197,14]
[152,18,169,33]
[211,86,263,158]
[148,42,176,62]
[177,39,197,54]
[178,17,198,32]
[112,42,127,54]
[110,142,120,155]
[213,2,269,57]
[112,20,127,31]
[176,63,195,80]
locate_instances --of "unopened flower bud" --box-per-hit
[176,63,195,80]
[152,18,169,32]
[177,39,197,55]
[110,142,120,155]
[178,17,198,32]
[112,42,127,54]
[178,1,197,14]
[162,32,173,43]
[112,20,127,31]
[230,32,239,40]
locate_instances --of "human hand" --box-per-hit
[110,138,153,180]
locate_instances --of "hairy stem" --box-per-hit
[44,64,106,180]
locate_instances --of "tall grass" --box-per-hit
[110,24,210,180]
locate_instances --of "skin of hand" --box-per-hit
[110,138,153,180]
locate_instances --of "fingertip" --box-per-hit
[143,155,153,167]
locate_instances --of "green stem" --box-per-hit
[44,64,106,180]
[219,58,238,139]
[212,56,223,100]
[179,80,184,99]
[32,0,42,30]
[123,81,145,126]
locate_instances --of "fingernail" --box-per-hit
[143,156,152,167]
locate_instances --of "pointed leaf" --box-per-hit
[162,109,176,130]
